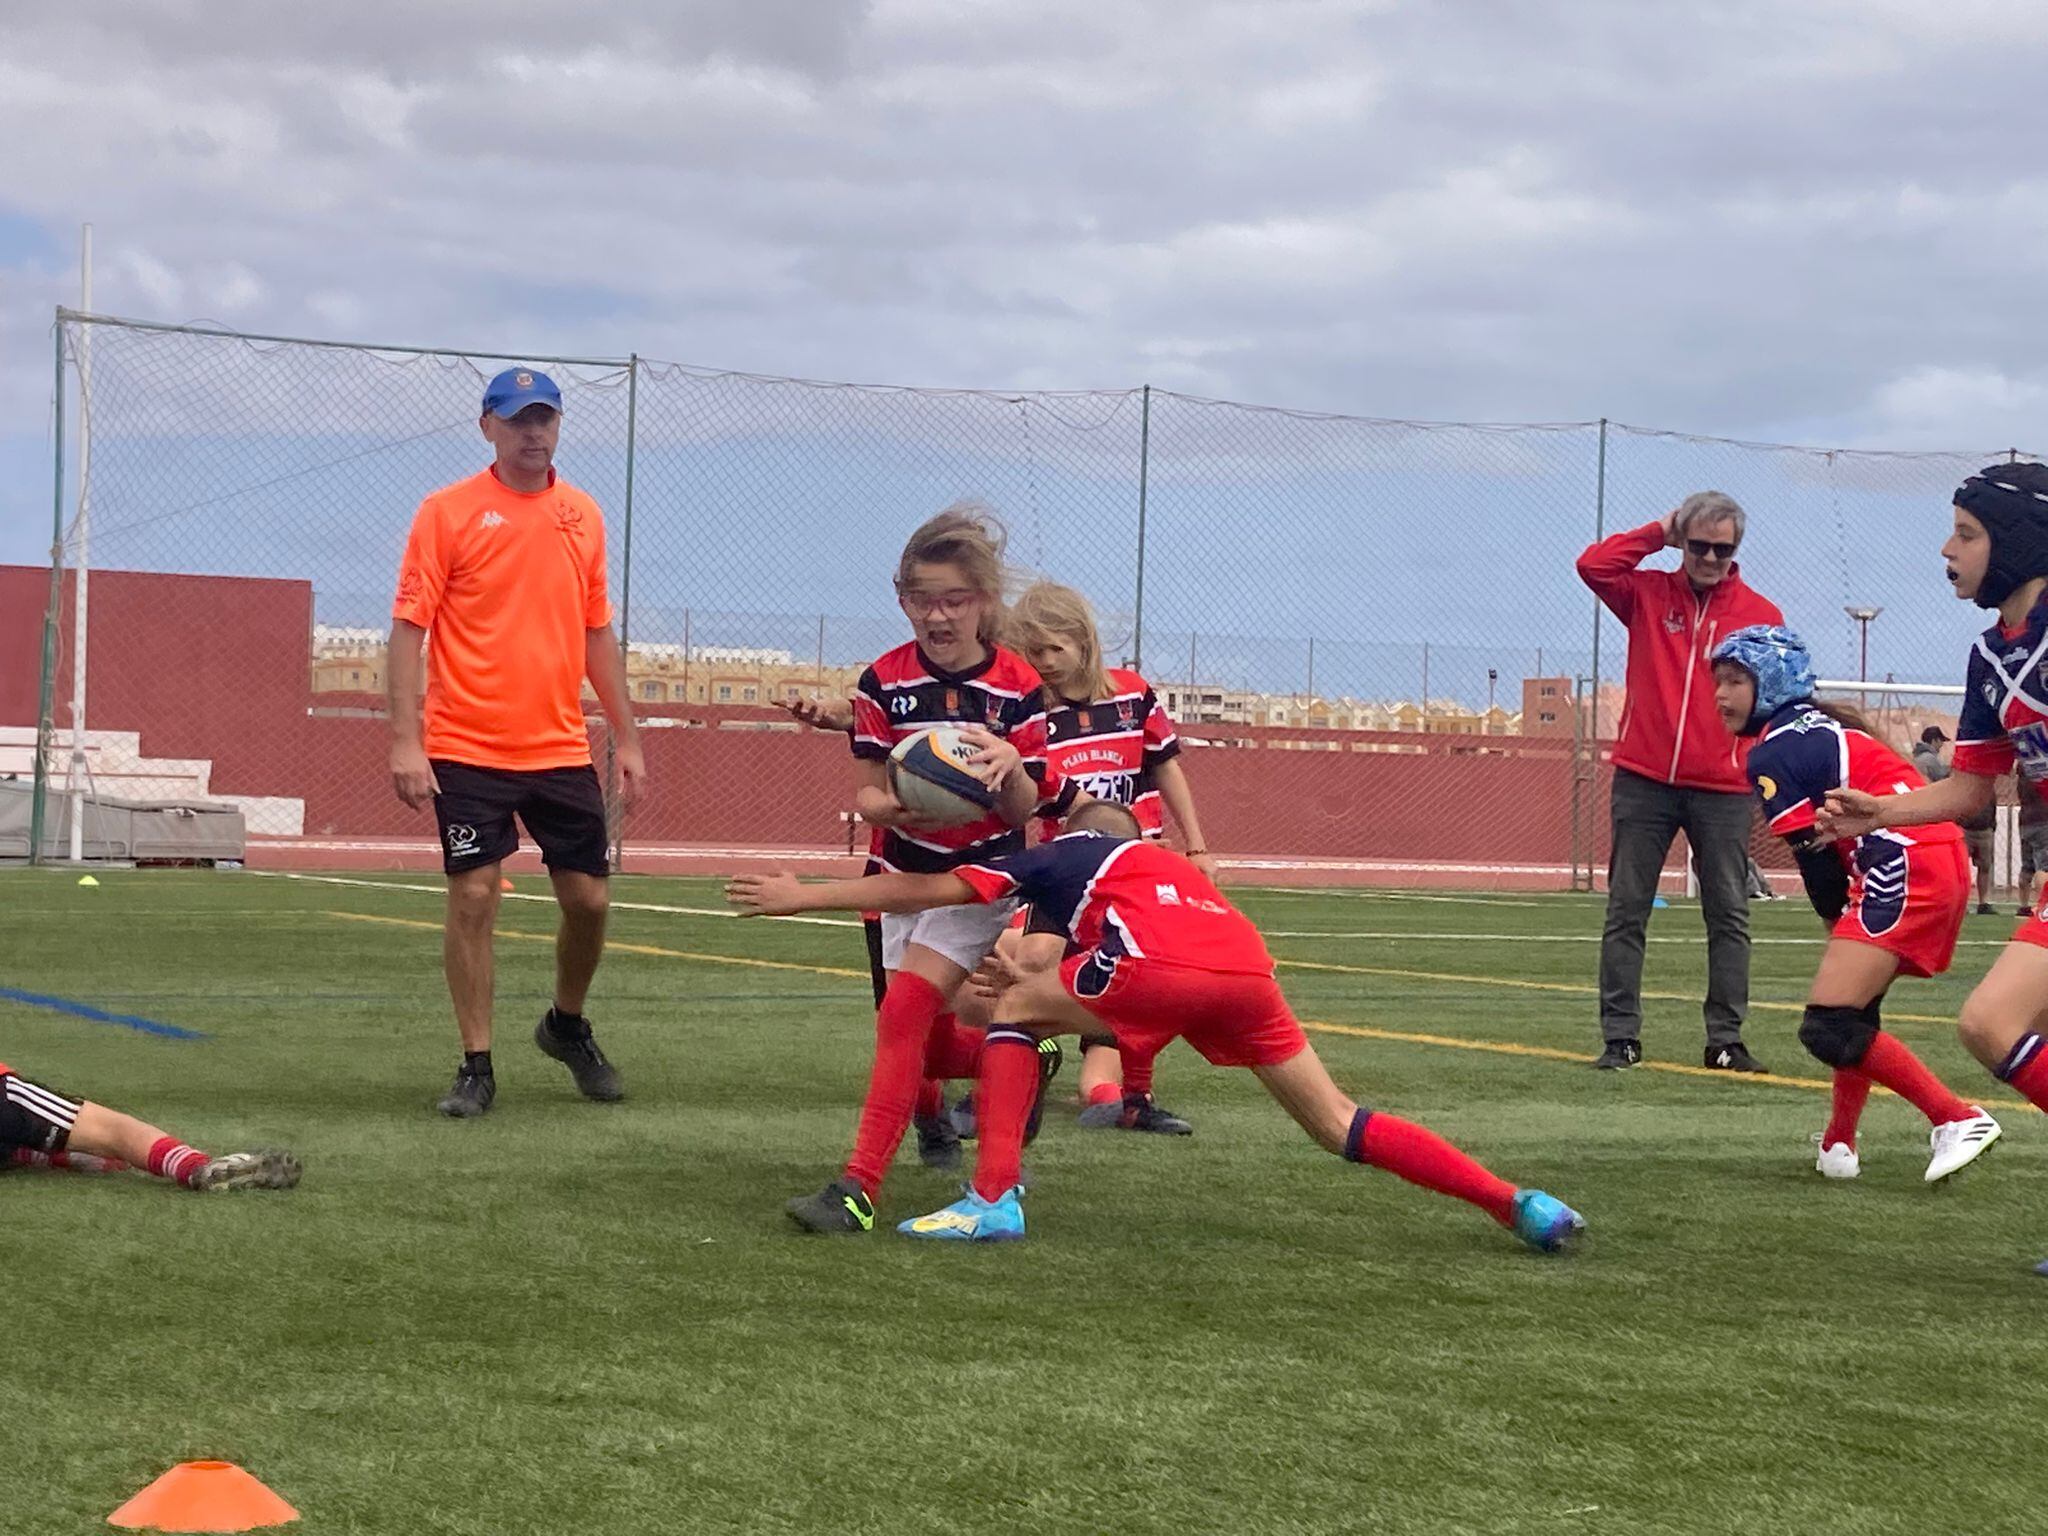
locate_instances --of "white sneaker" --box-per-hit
[1813,1134,1861,1180]
[1925,1110,2001,1184]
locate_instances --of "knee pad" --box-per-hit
[1079,1031,1118,1053]
[1798,1003,1878,1068]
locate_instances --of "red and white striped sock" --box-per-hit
[146,1136,209,1187]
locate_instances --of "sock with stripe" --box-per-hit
[843,973,947,1197]
[146,1136,210,1188]
[1823,1069,1872,1150]
[1344,1109,1518,1226]
[1855,1032,1974,1126]
[1995,1032,2048,1111]
[969,1029,1040,1202]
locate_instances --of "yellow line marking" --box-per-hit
[1276,956,1952,1026]
[324,911,869,980]
[1298,1019,2032,1111]
[323,909,2030,1111]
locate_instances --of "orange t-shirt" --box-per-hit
[392,466,613,771]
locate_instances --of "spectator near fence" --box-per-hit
[2019,788,2048,918]
[1577,492,1784,1072]
[1913,727,1998,914]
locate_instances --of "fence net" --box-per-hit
[11,309,2039,886]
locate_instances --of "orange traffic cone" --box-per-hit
[500,876,516,892]
[107,1461,299,1532]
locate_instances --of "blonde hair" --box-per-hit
[1010,581,1110,704]
[896,502,1010,645]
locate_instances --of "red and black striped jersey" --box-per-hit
[851,642,1059,873]
[1039,668,1181,837]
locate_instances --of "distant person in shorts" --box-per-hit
[388,367,646,1118]
[1915,727,1997,914]
[2019,787,2048,917]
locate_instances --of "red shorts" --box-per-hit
[1832,840,1969,979]
[1058,952,1308,1068]
[2013,908,2048,951]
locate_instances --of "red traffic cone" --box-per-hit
[108,1461,299,1532]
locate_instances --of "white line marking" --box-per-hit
[244,870,862,928]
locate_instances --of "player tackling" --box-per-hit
[731,800,1584,1251]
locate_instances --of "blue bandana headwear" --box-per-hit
[1710,625,1816,736]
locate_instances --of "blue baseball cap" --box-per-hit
[482,366,563,419]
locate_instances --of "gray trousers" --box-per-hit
[1600,768,1753,1048]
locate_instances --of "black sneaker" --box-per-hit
[2019,906,2034,919]
[534,1010,624,1101]
[437,1060,496,1117]
[786,1176,875,1234]
[949,1092,978,1141]
[915,1110,963,1171]
[1705,1041,1767,1073]
[1592,1040,1642,1070]
[1024,1037,1064,1146]
[1123,1094,1194,1135]
[1977,903,1998,916]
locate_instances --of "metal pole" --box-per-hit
[1569,674,1586,890]
[612,353,639,871]
[1576,418,1609,891]
[1132,384,1151,672]
[30,317,66,867]
[67,224,92,863]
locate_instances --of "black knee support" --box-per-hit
[1798,1003,1878,1068]
[1079,1031,1118,1053]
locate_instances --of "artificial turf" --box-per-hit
[3,867,2043,1534]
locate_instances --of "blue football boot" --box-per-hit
[1511,1189,1584,1253]
[897,1185,1026,1242]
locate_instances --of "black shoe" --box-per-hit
[534,1009,624,1101]
[437,1060,495,1118]
[949,1092,978,1141]
[1123,1094,1194,1135]
[1977,903,1998,916]
[1705,1042,1767,1073]
[2019,906,2033,919]
[1593,1040,1642,1070]
[786,1176,875,1234]
[1024,1037,1064,1146]
[915,1110,963,1171]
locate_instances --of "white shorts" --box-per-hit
[880,898,1020,974]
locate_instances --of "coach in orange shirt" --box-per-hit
[388,367,646,1117]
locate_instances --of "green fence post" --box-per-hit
[30,315,66,868]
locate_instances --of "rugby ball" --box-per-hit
[888,727,999,827]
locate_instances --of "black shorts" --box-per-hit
[431,760,610,877]
[0,1071,81,1156]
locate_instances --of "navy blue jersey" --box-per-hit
[1954,596,2048,797]
[1746,703,1957,869]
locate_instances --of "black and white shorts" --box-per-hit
[429,759,611,878]
[0,1071,82,1156]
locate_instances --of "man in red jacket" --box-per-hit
[1578,492,1784,1072]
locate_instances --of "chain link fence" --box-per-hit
[9,309,2038,885]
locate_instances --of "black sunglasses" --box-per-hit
[1686,539,1737,560]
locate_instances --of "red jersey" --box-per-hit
[1040,669,1180,836]
[1577,521,1784,792]
[850,642,1060,874]
[956,832,1272,976]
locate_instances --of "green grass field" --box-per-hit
[3,867,2045,1535]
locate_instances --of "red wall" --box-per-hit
[2,565,1644,874]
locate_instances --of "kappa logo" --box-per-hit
[552,500,583,531]
[1662,611,1686,635]
[444,824,481,857]
[479,510,506,529]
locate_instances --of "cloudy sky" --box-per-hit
[6,0,2047,446]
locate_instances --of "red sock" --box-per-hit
[1083,1082,1122,1108]
[913,1078,944,1121]
[1824,1069,1872,1149]
[1346,1111,1517,1226]
[1121,1046,1156,1100]
[1858,1032,1974,1126]
[970,1029,1040,1202]
[1997,1034,2048,1111]
[843,973,948,1196]
[921,1014,984,1082]
[146,1136,209,1188]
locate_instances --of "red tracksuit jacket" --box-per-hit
[1577,520,1784,793]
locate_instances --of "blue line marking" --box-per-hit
[0,987,206,1040]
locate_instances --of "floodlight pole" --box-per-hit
[1845,604,1882,711]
